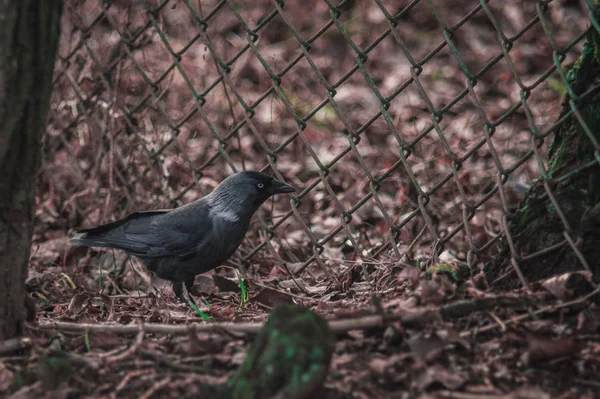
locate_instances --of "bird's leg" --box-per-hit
[173,281,188,304]
[176,279,212,321]
[173,280,200,308]
[185,278,197,305]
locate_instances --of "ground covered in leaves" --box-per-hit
[2,0,600,398]
[6,253,600,398]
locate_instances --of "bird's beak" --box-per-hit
[270,179,296,194]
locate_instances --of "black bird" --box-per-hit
[70,171,296,303]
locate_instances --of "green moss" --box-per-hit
[224,304,335,399]
[547,76,567,96]
[426,263,457,279]
[425,262,470,281]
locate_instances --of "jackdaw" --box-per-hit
[70,171,296,303]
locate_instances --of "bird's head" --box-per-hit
[209,171,296,217]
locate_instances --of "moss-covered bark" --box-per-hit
[485,16,600,289]
[224,304,335,399]
[0,0,63,340]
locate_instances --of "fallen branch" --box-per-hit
[29,309,440,336]
[27,293,584,337]
[104,322,145,365]
[460,288,600,337]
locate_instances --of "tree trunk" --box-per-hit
[0,1,63,340]
[485,16,600,289]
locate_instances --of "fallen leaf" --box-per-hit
[540,271,593,300]
[398,266,420,289]
[192,275,218,295]
[407,326,468,363]
[418,274,455,304]
[577,308,600,333]
[508,387,551,399]
[68,293,90,314]
[416,364,468,390]
[407,332,446,362]
[0,362,14,394]
[368,354,407,375]
[99,294,114,321]
[30,236,69,266]
[521,332,579,364]
[86,331,122,349]
[212,275,240,293]
[252,287,295,307]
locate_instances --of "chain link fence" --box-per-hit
[40,0,596,287]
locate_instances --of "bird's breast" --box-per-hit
[202,219,249,263]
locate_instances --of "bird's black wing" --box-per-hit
[74,210,170,236]
[71,210,170,252]
[71,203,213,259]
[121,201,213,259]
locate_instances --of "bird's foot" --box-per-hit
[173,281,213,321]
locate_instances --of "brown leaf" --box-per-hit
[252,287,295,308]
[418,274,455,305]
[212,275,240,293]
[67,293,90,314]
[407,332,446,362]
[99,294,114,321]
[521,332,579,364]
[416,364,468,390]
[506,387,551,399]
[397,266,420,289]
[177,332,228,356]
[86,331,122,349]
[577,308,600,333]
[368,357,389,375]
[0,362,14,394]
[472,271,489,291]
[521,320,555,333]
[408,326,468,363]
[368,354,407,375]
[331,353,355,368]
[540,271,593,300]
[30,236,69,266]
[191,275,218,295]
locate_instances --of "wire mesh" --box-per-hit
[42,0,598,287]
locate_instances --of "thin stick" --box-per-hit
[105,323,145,364]
[29,293,556,337]
[460,288,600,338]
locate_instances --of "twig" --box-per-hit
[486,312,507,332]
[460,288,600,338]
[30,293,556,337]
[140,349,210,373]
[252,281,310,300]
[139,376,171,399]
[88,344,128,359]
[104,322,145,364]
[572,378,600,389]
[111,369,155,399]
[437,390,527,399]
[440,295,536,319]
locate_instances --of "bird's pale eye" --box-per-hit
[257,183,264,189]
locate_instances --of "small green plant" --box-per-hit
[237,271,249,307]
[84,330,91,352]
[188,299,213,322]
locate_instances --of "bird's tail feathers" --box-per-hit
[70,231,112,248]
[69,210,169,251]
